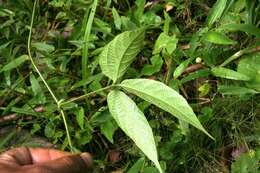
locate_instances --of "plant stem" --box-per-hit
[220,46,260,67]
[28,0,72,150]
[165,58,174,85]
[82,0,98,80]
[60,85,115,106]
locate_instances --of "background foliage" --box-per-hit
[0,0,259,172]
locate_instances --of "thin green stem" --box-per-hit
[60,85,115,106]
[220,46,260,67]
[28,0,58,104]
[59,109,72,150]
[28,0,72,150]
[82,0,98,80]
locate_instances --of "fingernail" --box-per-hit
[80,152,92,167]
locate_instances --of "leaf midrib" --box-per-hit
[114,30,144,81]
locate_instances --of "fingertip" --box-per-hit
[80,152,92,168]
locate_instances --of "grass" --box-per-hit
[0,0,259,172]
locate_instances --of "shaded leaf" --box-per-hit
[143,167,160,173]
[100,118,118,143]
[141,55,163,76]
[222,24,260,38]
[218,85,258,95]
[181,69,211,83]
[0,55,28,72]
[107,90,162,173]
[120,79,213,139]
[127,157,145,173]
[212,67,250,81]
[204,31,236,45]
[32,42,55,53]
[237,53,260,91]
[99,29,145,82]
[76,107,85,130]
[173,57,194,79]
[134,0,146,22]
[207,0,227,26]
[30,74,46,104]
[112,7,121,30]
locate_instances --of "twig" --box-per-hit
[0,106,44,124]
[183,63,205,74]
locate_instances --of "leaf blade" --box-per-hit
[0,55,28,73]
[204,31,236,45]
[207,0,227,26]
[212,67,251,81]
[120,79,213,139]
[108,90,162,173]
[222,24,260,38]
[99,29,145,82]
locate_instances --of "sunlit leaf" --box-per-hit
[120,79,213,139]
[108,90,162,173]
[153,32,178,55]
[99,28,145,82]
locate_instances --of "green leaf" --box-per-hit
[89,109,112,127]
[70,73,103,90]
[99,28,145,82]
[100,118,118,143]
[207,0,227,26]
[112,7,121,30]
[76,107,85,130]
[143,167,160,173]
[127,157,145,173]
[222,24,260,38]
[204,31,236,45]
[231,149,260,173]
[141,55,163,76]
[107,90,162,173]
[134,0,146,22]
[120,79,213,139]
[153,33,178,55]
[181,69,211,84]
[237,53,260,91]
[32,42,55,53]
[0,55,28,72]
[173,57,194,79]
[198,83,210,97]
[0,130,16,149]
[245,0,256,25]
[30,74,46,104]
[218,85,258,95]
[212,67,251,81]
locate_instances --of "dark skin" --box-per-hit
[0,147,92,173]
